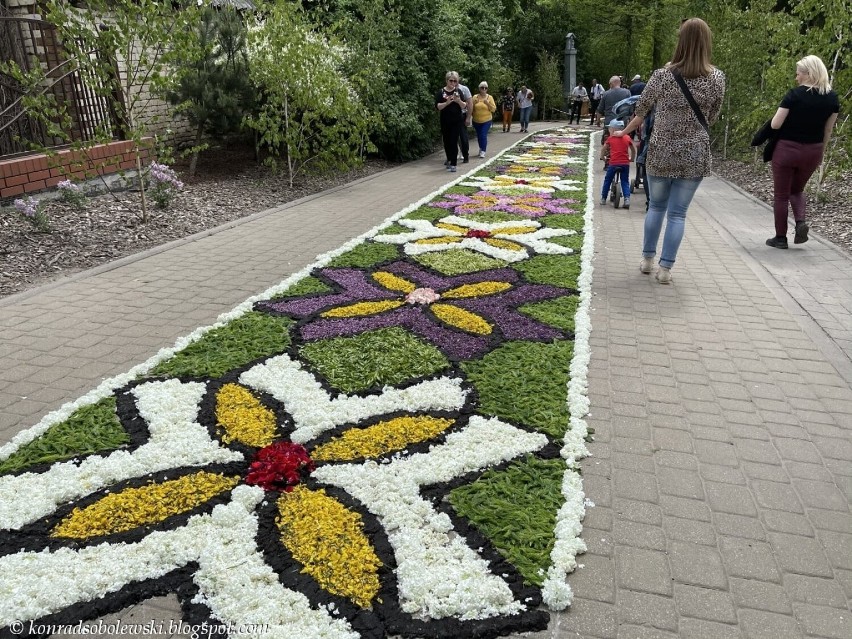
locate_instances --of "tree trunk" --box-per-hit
[189,123,204,177]
[136,151,149,224]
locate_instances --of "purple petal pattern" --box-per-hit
[259,261,570,360]
[431,191,579,218]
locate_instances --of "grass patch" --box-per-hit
[0,398,128,475]
[541,213,586,232]
[271,276,331,300]
[464,211,529,224]
[449,455,566,586]
[328,242,399,268]
[414,249,506,275]
[461,340,573,438]
[548,233,584,252]
[300,327,450,394]
[149,311,293,379]
[513,254,581,289]
[375,222,410,236]
[519,295,580,332]
[406,206,445,222]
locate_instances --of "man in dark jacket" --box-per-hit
[629,74,646,96]
[596,76,631,127]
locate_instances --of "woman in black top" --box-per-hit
[436,71,467,172]
[766,55,840,248]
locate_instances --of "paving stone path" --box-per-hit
[1,124,850,638]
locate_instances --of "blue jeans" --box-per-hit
[519,106,532,129]
[602,164,630,201]
[642,174,703,269]
[473,120,492,153]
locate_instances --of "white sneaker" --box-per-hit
[656,267,672,284]
[640,257,653,274]
[478,151,485,158]
[600,198,607,205]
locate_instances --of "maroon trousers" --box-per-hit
[771,139,824,237]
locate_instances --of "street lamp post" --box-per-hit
[564,33,577,116]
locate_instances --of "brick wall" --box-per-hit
[0,140,151,200]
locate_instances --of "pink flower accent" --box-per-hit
[405,287,441,305]
[465,229,492,238]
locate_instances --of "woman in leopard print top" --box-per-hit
[616,18,726,284]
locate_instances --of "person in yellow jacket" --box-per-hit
[471,82,497,158]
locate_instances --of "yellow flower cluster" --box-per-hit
[277,486,382,609]
[372,271,415,293]
[52,472,239,539]
[442,282,512,298]
[322,300,403,318]
[312,416,454,461]
[431,303,492,334]
[493,226,536,236]
[215,383,277,448]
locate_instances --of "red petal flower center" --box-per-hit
[465,229,492,238]
[245,442,315,492]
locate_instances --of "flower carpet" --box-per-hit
[0,128,595,639]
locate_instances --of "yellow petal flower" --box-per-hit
[441,282,513,298]
[435,222,469,234]
[494,226,536,236]
[312,416,454,461]
[51,472,239,539]
[321,300,405,318]
[277,486,382,609]
[483,238,525,251]
[431,303,492,335]
[414,236,463,245]
[372,271,416,294]
[216,383,277,448]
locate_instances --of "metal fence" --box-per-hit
[0,13,121,158]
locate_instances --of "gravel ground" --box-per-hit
[1,144,848,300]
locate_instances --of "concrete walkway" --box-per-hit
[1,123,850,639]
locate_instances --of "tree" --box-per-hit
[533,51,564,119]
[244,0,372,187]
[166,7,254,177]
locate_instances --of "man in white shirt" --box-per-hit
[516,85,534,132]
[456,79,473,163]
[570,82,588,124]
[589,79,605,125]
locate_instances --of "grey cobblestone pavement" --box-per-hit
[2,125,851,638]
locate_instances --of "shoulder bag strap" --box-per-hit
[671,68,709,133]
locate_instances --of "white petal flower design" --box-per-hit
[460,175,584,193]
[373,216,576,262]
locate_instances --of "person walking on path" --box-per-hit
[629,74,646,95]
[500,87,515,132]
[436,71,467,172]
[764,54,839,249]
[600,119,636,208]
[614,17,725,284]
[516,85,534,132]
[472,81,497,157]
[570,82,588,124]
[589,79,604,125]
[457,78,473,163]
[596,76,631,128]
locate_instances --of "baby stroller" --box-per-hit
[632,110,655,210]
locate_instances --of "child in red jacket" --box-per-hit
[600,120,636,208]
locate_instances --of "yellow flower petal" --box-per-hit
[431,303,492,334]
[277,486,382,609]
[216,383,277,448]
[51,472,239,539]
[372,272,416,294]
[312,416,454,461]
[435,222,468,234]
[414,236,463,245]
[441,282,513,298]
[483,238,525,251]
[494,226,536,236]
[321,300,405,318]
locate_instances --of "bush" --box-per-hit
[57,180,87,209]
[13,196,50,232]
[148,162,184,209]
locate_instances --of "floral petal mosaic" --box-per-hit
[0,128,595,638]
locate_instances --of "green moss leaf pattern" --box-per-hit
[150,312,293,379]
[327,242,399,267]
[413,249,506,275]
[271,276,332,300]
[300,327,449,394]
[541,213,586,232]
[0,398,128,475]
[449,455,566,586]
[461,340,573,438]
[519,295,580,332]
[514,254,581,289]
